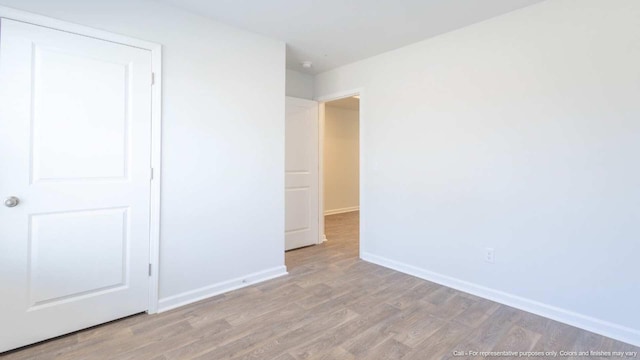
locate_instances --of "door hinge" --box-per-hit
[151,72,155,85]
[149,263,152,276]
[150,167,154,181]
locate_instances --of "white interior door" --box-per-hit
[285,97,319,251]
[0,19,153,352]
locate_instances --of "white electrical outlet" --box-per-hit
[485,248,495,263]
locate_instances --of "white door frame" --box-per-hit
[315,88,364,255]
[0,5,163,314]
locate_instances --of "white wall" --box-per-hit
[0,0,286,309]
[324,106,359,214]
[286,69,314,99]
[316,0,640,346]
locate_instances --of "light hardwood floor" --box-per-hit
[2,211,638,359]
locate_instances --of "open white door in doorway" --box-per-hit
[0,19,153,352]
[285,97,319,251]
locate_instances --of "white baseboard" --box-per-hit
[157,266,288,313]
[361,252,640,347]
[324,206,359,216]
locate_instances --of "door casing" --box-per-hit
[315,88,364,256]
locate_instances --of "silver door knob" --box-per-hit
[4,196,19,208]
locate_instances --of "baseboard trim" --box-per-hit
[361,252,640,347]
[324,206,359,216]
[157,266,288,313]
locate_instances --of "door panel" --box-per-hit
[29,208,129,308]
[285,97,319,251]
[0,19,152,352]
[33,46,130,181]
[286,188,310,231]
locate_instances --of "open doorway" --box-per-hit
[284,93,360,267]
[321,96,360,256]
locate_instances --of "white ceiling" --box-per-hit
[157,0,545,74]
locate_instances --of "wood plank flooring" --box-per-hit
[2,211,638,359]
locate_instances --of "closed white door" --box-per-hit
[0,19,152,352]
[285,97,319,250]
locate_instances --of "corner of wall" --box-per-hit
[285,68,315,100]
